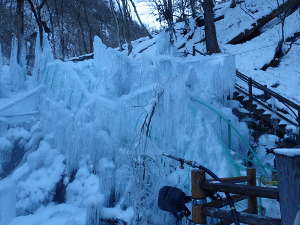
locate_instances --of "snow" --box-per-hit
[10,204,85,225]
[274,148,300,157]
[12,141,65,215]
[66,165,103,207]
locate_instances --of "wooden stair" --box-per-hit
[232,71,300,148]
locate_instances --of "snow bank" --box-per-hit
[10,204,85,225]
[274,148,300,157]
[12,141,65,214]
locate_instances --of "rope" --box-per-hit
[189,95,272,176]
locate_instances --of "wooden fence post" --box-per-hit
[247,168,257,216]
[297,109,300,143]
[192,169,207,225]
[248,78,253,106]
[275,152,300,225]
[227,121,231,150]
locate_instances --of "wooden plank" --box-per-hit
[202,195,247,208]
[247,168,258,216]
[201,182,279,199]
[207,176,247,183]
[192,169,206,199]
[191,170,207,224]
[275,154,300,225]
[192,205,206,224]
[203,207,281,225]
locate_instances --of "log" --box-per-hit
[69,53,94,62]
[195,15,224,27]
[203,207,281,225]
[275,152,300,225]
[227,0,300,44]
[201,182,279,199]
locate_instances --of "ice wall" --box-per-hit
[0,179,16,225]
[37,37,244,225]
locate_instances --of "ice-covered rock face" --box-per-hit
[32,38,242,225]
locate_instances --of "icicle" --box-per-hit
[32,33,54,84]
[9,37,25,92]
[85,204,101,225]
[0,179,16,225]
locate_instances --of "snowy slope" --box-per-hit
[132,0,300,104]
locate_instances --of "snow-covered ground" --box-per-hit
[133,1,300,103]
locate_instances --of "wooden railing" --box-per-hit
[192,168,281,225]
[235,71,300,129]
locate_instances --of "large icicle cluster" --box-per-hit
[23,36,246,225]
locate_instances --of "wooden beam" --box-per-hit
[202,195,247,208]
[207,176,247,183]
[247,168,258,216]
[192,170,207,224]
[203,207,281,225]
[201,182,279,199]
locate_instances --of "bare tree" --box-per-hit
[230,0,236,8]
[27,0,50,48]
[16,0,24,64]
[129,0,152,39]
[110,0,124,50]
[201,0,221,54]
[118,0,133,54]
[190,0,197,17]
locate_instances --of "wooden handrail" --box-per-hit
[207,176,247,183]
[235,84,298,126]
[236,71,300,110]
[202,195,247,208]
[201,181,279,199]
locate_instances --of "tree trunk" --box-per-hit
[26,0,45,48]
[202,0,221,54]
[227,0,300,44]
[16,0,24,64]
[83,5,93,53]
[120,0,133,55]
[190,0,196,17]
[129,0,152,39]
[230,0,236,8]
[110,0,123,50]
